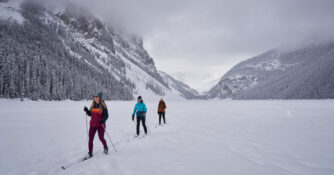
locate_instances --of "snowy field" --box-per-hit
[0,99,334,175]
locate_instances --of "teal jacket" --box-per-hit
[133,101,147,116]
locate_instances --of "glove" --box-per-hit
[84,106,89,112]
[132,114,134,121]
[99,119,105,124]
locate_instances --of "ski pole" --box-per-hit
[102,124,118,152]
[145,118,151,134]
[143,112,151,134]
[85,114,89,143]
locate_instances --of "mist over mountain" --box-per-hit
[158,71,207,99]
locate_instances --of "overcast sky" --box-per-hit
[73,0,334,92]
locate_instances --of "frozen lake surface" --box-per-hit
[0,99,333,175]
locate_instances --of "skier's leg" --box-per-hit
[142,117,148,134]
[159,112,161,125]
[163,112,166,124]
[97,125,107,147]
[88,127,97,153]
[136,116,140,135]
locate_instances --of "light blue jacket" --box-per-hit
[132,101,147,117]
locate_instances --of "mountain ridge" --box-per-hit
[207,42,334,99]
[0,0,194,100]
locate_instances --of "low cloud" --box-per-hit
[36,0,334,91]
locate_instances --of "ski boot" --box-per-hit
[104,146,108,154]
[83,152,93,161]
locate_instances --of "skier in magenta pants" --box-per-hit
[84,92,108,158]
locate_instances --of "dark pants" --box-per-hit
[158,112,166,124]
[136,116,147,135]
[88,126,107,153]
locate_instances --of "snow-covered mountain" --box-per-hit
[158,71,205,99]
[0,0,190,100]
[207,42,334,99]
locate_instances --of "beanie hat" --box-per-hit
[97,92,103,99]
[137,96,142,100]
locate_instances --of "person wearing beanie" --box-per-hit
[83,92,109,159]
[132,96,148,136]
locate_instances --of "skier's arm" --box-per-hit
[101,106,109,122]
[132,104,137,115]
[144,103,147,113]
[84,106,91,116]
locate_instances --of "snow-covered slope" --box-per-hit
[207,43,334,99]
[158,71,205,99]
[0,0,183,100]
[1,99,334,175]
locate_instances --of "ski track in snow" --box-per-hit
[0,99,334,175]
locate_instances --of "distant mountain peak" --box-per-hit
[207,42,334,99]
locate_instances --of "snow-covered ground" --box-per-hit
[0,99,334,175]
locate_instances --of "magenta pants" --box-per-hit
[88,126,107,153]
